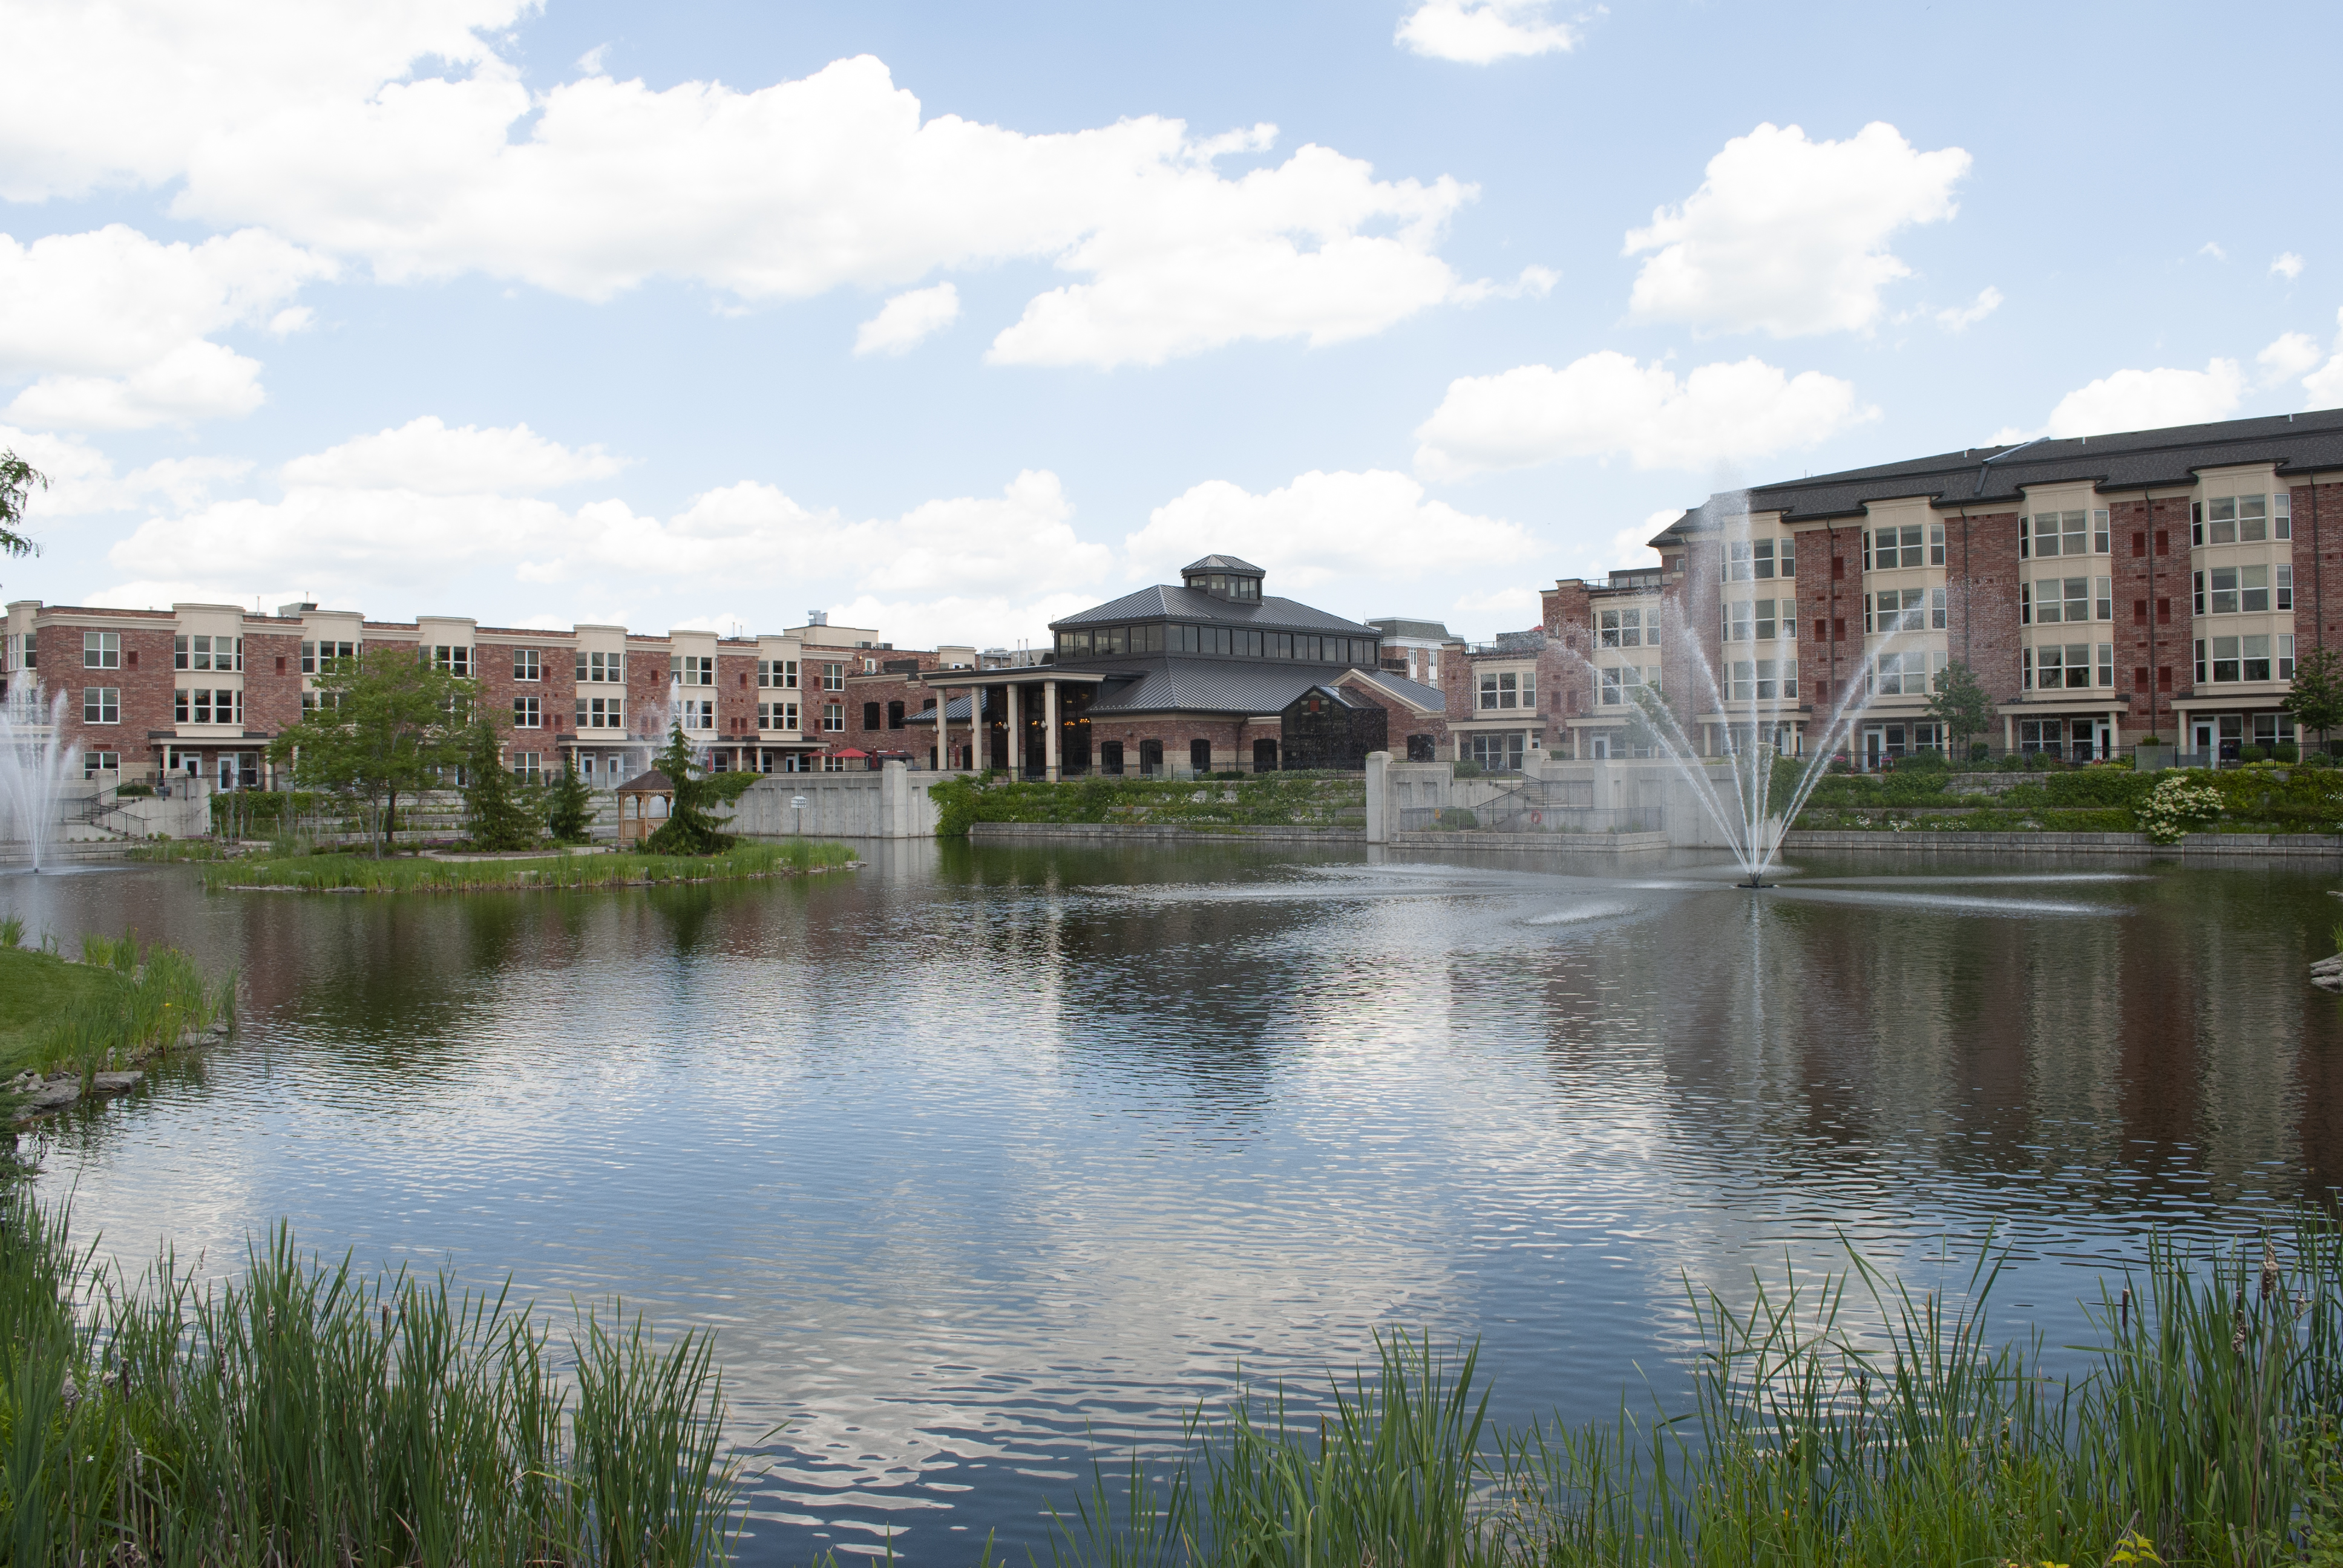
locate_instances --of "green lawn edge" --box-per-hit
[200,838,858,893]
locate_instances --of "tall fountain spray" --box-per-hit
[0,686,80,873]
[1560,512,1916,887]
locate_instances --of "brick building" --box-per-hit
[909,555,1440,777]
[0,599,929,788]
[1463,410,2343,767]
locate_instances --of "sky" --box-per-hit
[2,0,2340,648]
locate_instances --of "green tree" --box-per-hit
[2284,645,2343,758]
[641,720,758,856]
[545,754,596,843]
[459,716,542,851]
[1,450,47,560]
[267,648,472,857]
[1927,660,1995,759]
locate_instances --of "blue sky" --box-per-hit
[2,0,2338,646]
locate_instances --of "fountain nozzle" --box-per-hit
[1739,875,1770,890]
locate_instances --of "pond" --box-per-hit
[3,844,2340,1563]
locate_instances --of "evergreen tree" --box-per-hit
[546,754,595,843]
[460,717,542,851]
[641,720,757,855]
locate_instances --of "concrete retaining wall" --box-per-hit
[972,822,1362,845]
[721,762,937,840]
[1388,829,1670,853]
[1786,829,2343,859]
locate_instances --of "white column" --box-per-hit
[1007,682,1023,776]
[1044,680,1060,782]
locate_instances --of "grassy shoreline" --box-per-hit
[0,1191,738,1565]
[0,935,235,1094]
[201,838,858,893]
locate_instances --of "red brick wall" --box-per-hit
[1941,509,2023,705]
[2291,481,2343,655]
[1541,583,1592,720]
[1793,523,1856,719]
[37,621,175,762]
[241,629,304,739]
[2105,498,2191,730]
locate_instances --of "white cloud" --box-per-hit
[0,424,251,521]
[2305,308,2343,410]
[280,416,628,494]
[2273,252,2305,280]
[1125,469,1534,589]
[1411,351,1875,479]
[0,0,529,201]
[1449,585,1541,628]
[96,48,1481,367]
[1624,122,1970,338]
[1934,286,2001,332]
[853,282,960,356]
[2200,241,2227,261]
[2258,331,2322,387]
[1395,0,1576,63]
[2045,358,2244,438]
[0,225,332,428]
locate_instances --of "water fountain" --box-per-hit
[1560,515,1916,887]
[0,685,80,872]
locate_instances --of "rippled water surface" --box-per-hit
[4,843,2342,1562]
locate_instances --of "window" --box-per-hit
[681,699,713,730]
[575,696,624,729]
[1726,659,1800,701]
[678,655,713,687]
[2020,509,2107,558]
[1475,670,1535,710]
[301,639,356,673]
[1597,665,1657,705]
[175,633,239,671]
[1867,650,1944,696]
[1862,524,1938,570]
[2022,644,2099,691]
[1867,588,1928,634]
[1096,626,1127,656]
[1599,607,1644,647]
[82,630,120,669]
[432,645,472,676]
[2278,491,2294,539]
[2197,494,2273,545]
[822,662,845,691]
[862,701,882,729]
[513,648,542,681]
[514,695,542,728]
[11,633,33,670]
[888,701,905,729]
[83,687,120,724]
[757,659,799,689]
[2241,635,2272,682]
[821,701,844,731]
[2282,633,2298,680]
[173,688,242,724]
[2278,564,2295,611]
[575,650,623,683]
[83,750,120,777]
[757,700,800,730]
[2023,577,2094,625]
[2238,565,2272,613]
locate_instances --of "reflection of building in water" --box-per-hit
[1506,870,2338,1217]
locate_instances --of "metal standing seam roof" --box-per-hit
[1345,668,1446,713]
[1181,554,1265,575]
[1651,409,2343,543]
[1070,658,1357,716]
[1050,584,1381,636]
[1365,617,1454,641]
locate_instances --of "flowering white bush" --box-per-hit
[2137,776,2224,843]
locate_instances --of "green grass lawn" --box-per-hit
[202,838,857,893]
[0,947,128,1077]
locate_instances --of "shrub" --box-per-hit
[2138,774,2224,843]
[1452,760,1483,778]
[2310,752,2338,770]
[2278,742,2302,763]
[2240,743,2268,764]
[116,782,153,797]
[1897,750,1948,773]
[1968,740,1990,762]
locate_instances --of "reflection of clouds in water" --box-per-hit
[1521,902,1636,926]
[1766,887,2118,917]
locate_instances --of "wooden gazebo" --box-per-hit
[614,768,674,845]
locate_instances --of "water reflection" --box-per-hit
[2,846,2339,1563]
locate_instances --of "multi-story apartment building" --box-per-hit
[0,599,927,788]
[1460,410,2343,766]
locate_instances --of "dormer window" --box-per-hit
[1180,554,1265,602]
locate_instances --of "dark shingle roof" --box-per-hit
[1654,409,2343,539]
[1052,584,1378,636]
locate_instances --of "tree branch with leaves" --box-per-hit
[1,450,47,561]
[267,648,474,857]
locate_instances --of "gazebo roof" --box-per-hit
[615,768,675,794]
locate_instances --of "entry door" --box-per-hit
[1590,735,1610,759]
[2191,719,2214,759]
[1861,726,1884,768]
[1190,739,1211,774]
[1253,738,1278,772]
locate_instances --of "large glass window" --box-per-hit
[1477,670,1535,710]
[432,644,472,676]
[1726,538,1794,581]
[301,639,356,673]
[757,701,800,730]
[174,634,238,671]
[1867,588,1928,633]
[575,650,623,683]
[1863,524,1942,570]
[2196,494,2276,544]
[514,696,541,728]
[575,696,624,729]
[2021,509,2109,558]
[83,687,120,724]
[82,631,120,669]
[822,663,845,691]
[513,648,542,681]
[1600,608,1642,647]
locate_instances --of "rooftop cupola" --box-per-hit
[1180,554,1265,604]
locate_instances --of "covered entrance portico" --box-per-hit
[914,668,1110,780]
